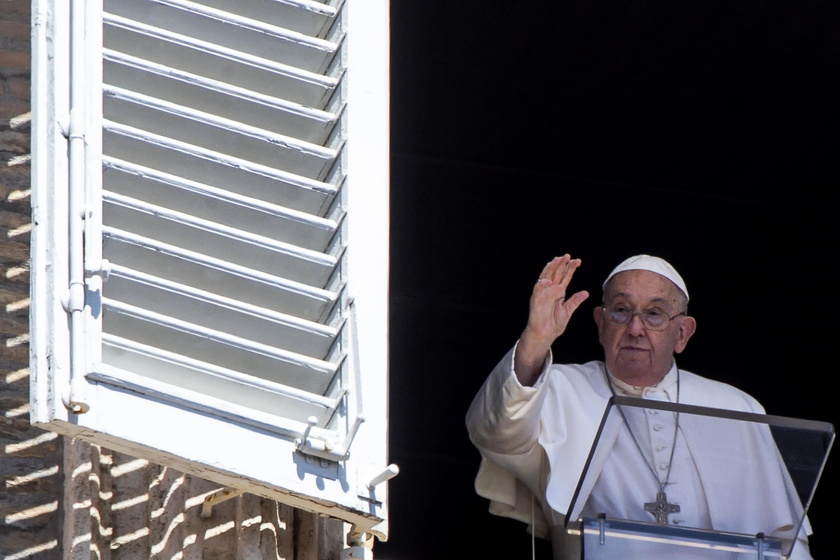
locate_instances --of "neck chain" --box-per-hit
[605,367,681,525]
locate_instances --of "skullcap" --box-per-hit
[603,254,689,300]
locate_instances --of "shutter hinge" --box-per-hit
[58,109,85,140]
[295,415,364,463]
[60,257,111,311]
[85,258,111,281]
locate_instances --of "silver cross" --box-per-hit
[644,491,680,524]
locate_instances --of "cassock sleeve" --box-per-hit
[465,342,554,537]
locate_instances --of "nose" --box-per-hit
[626,313,647,335]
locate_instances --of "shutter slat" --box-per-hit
[89,359,343,432]
[103,86,338,179]
[196,0,339,37]
[102,229,341,321]
[103,298,342,394]
[103,159,341,252]
[101,335,345,409]
[106,0,341,74]
[105,267,339,357]
[103,13,339,107]
[103,50,340,144]
[103,123,340,214]
[104,193,339,285]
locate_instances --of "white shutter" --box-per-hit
[31,0,391,539]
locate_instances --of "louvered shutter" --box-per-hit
[31,0,391,539]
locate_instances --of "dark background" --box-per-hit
[380,1,838,558]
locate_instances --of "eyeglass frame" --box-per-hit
[600,304,687,331]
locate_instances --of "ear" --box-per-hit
[674,315,697,354]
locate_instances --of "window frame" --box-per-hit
[30,0,391,540]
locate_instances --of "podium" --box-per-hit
[560,397,834,560]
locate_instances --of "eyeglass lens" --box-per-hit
[606,306,672,330]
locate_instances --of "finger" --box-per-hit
[551,255,581,288]
[537,256,564,283]
[563,289,590,315]
[538,254,573,285]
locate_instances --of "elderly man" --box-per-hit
[466,254,814,559]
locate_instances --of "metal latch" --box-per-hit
[295,415,365,463]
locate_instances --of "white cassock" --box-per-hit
[465,342,814,560]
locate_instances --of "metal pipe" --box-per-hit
[64,0,89,414]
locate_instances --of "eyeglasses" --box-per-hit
[602,305,686,331]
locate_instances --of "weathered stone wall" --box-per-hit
[1,2,345,558]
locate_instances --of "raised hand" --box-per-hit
[514,255,590,385]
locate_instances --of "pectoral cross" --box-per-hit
[644,491,680,524]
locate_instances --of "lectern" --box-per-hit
[561,397,834,560]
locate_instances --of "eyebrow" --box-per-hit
[607,293,670,305]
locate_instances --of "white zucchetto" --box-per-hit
[603,254,689,301]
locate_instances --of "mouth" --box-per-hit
[620,346,648,353]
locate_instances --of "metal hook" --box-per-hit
[367,464,399,489]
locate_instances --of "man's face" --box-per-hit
[593,269,696,386]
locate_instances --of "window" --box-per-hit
[31,0,391,539]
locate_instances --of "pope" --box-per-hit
[466,254,814,559]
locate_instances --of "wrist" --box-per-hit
[514,334,551,386]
